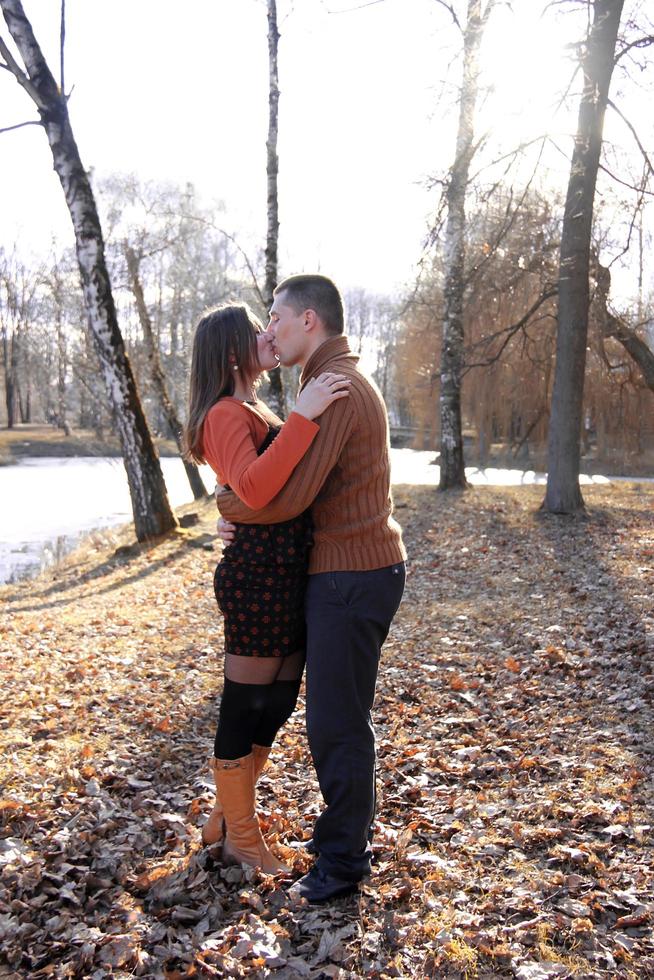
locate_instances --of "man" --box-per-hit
[216,274,406,902]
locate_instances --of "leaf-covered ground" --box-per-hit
[1,483,653,979]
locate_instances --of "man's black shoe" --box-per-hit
[290,867,359,903]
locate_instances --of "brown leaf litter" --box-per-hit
[1,482,653,978]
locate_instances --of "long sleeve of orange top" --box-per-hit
[201,399,319,510]
[215,395,356,524]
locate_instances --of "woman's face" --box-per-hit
[255,329,279,373]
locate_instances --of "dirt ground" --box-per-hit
[1,482,653,979]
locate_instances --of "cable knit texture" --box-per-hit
[216,336,407,573]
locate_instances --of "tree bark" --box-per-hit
[543,0,624,513]
[263,0,284,416]
[125,245,207,500]
[438,0,484,490]
[1,0,177,539]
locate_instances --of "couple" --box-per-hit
[184,274,406,903]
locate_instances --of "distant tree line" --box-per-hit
[398,184,654,473]
[2,171,652,477]
[0,174,403,445]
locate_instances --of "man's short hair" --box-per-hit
[274,274,344,336]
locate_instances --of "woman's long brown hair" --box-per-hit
[184,304,263,464]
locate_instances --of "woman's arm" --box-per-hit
[215,393,356,524]
[203,375,349,509]
[203,401,318,509]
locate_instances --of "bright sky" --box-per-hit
[1,0,651,299]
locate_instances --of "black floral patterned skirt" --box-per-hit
[213,513,312,658]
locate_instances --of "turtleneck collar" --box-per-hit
[300,336,359,385]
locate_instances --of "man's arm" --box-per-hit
[216,395,355,524]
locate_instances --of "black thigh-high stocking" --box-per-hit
[213,679,270,759]
[213,651,305,759]
[252,679,302,748]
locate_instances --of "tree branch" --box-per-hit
[614,34,654,65]
[607,99,654,178]
[432,0,462,31]
[463,287,558,372]
[162,210,266,310]
[511,407,547,458]
[467,135,549,187]
[0,34,46,109]
[605,317,654,393]
[464,138,549,288]
[604,169,649,273]
[59,0,65,95]
[0,117,40,133]
[321,0,386,12]
[598,162,654,196]
[481,0,501,28]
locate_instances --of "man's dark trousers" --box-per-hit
[305,562,406,882]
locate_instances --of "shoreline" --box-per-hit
[2,423,653,478]
[0,423,180,464]
[2,444,652,585]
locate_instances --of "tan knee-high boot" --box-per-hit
[214,753,289,874]
[252,743,271,784]
[202,745,271,846]
[202,757,224,846]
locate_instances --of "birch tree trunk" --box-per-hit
[263,0,284,416]
[125,245,207,500]
[1,0,177,539]
[50,260,71,434]
[439,0,484,490]
[543,0,624,513]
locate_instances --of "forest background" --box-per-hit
[2,0,653,490]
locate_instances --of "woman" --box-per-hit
[184,304,349,873]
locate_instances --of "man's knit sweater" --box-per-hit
[216,335,406,574]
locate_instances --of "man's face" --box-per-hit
[268,292,307,367]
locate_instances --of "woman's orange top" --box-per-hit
[201,397,319,510]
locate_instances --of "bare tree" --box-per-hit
[0,249,38,428]
[263,0,285,415]
[125,244,207,500]
[438,0,495,489]
[46,253,71,434]
[543,0,625,513]
[0,0,177,539]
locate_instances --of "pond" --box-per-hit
[0,450,631,585]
